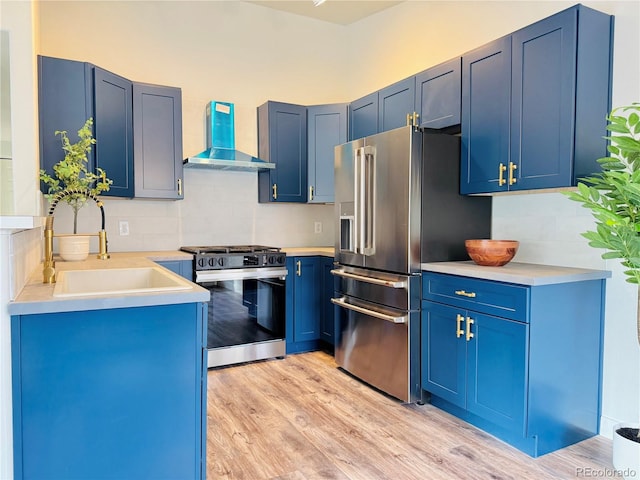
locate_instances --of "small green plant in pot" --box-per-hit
[40,118,112,232]
[563,103,640,475]
[40,118,112,260]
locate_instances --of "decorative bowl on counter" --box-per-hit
[465,239,519,267]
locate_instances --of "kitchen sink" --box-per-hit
[53,266,193,298]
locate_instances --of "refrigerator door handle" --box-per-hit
[330,269,407,288]
[362,146,376,255]
[354,146,366,255]
[331,297,408,324]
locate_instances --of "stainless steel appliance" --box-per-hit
[180,245,287,368]
[333,126,491,403]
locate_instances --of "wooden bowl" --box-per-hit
[465,239,519,267]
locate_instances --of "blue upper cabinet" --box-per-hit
[93,67,134,198]
[460,37,512,195]
[415,57,461,130]
[38,56,94,193]
[307,104,348,204]
[132,83,183,199]
[39,55,185,200]
[378,76,415,133]
[349,92,378,141]
[258,101,308,203]
[461,4,613,195]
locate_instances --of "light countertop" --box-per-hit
[9,252,209,316]
[421,261,611,286]
[281,247,334,257]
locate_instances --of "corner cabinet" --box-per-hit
[307,104,348,204]
[156,259,193,281]
[11,302,207,479]
[38,56,134,198]
[460,5,613,194]
[132,82,184,199]
[421,270,607,457]
[38,55,184,200]
[258,101,308,203]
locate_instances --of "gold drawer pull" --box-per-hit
[466,317,475,342]
[455,290,476,298]
[456,314,464,338]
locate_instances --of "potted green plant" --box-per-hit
[563,102,640,477]
[40,118,112,261]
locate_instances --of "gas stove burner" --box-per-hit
[180,245,281,255]
[180,245,286,271]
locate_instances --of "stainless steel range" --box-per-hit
[180,245,288,368]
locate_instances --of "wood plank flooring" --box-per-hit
[206,351,614,479]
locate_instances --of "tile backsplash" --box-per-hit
[9,227,42,300]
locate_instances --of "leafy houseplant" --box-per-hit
[40,118,112,234]
[563,103,640,472]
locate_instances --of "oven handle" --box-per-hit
[331,297,407,324]
[330,269,406,288]
[196,267,288,283]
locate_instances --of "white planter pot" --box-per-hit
[58,234,91,262]
[613,423,640,480]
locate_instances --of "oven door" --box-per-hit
[196,267,287,368]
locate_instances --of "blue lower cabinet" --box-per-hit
[319,257,335,346]
[11,302,207,479]
[156,259,193,281]
[286,256,335,353]
[422,271,606,457]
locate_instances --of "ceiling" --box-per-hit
[246,1,404,25]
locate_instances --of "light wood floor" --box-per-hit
[206,351,614,479]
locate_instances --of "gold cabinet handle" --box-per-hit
[406,113,412,126]
[498,162,507,186]
[413,112,419,126]
[177,178,183,196]
[272,183,278,200]
[456,314,465,338]
[296,260,301,276]
[509,162,517,186]
[466,316,474,342]
[309,185,314,201]
[455,290,476,298]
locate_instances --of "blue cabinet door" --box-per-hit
[349,92,378,141]
[510,8,577,191]
[307,104,347,204]
[415,57,461,129]
[156,259,193,281]
[258,101,308,203]
[292,256,322,342]
[378,76,415,133]
[460,36,512,195]
[38,56,94,193]
[12,303,206,479]
[466,312,527,433]
[320,257,335,344]
[421,301,466,408]
[93,66,134,198]
[132,83,184,199]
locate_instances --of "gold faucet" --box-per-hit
[43,189,110,284]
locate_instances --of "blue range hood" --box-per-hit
[183,101,275,171]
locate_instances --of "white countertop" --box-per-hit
[421,261,611,286]
[281,247,334,257]
[9,252,209,316]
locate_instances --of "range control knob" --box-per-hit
[208,257,216,268]
[217,257,225,267]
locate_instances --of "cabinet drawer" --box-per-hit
[422,272,528,322]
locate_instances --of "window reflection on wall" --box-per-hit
[0,29,13,215]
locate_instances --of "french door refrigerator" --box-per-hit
[332,125,491,403]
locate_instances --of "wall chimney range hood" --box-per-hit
[183,101,275,171]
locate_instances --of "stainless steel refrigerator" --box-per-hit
[332,125,491,403]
